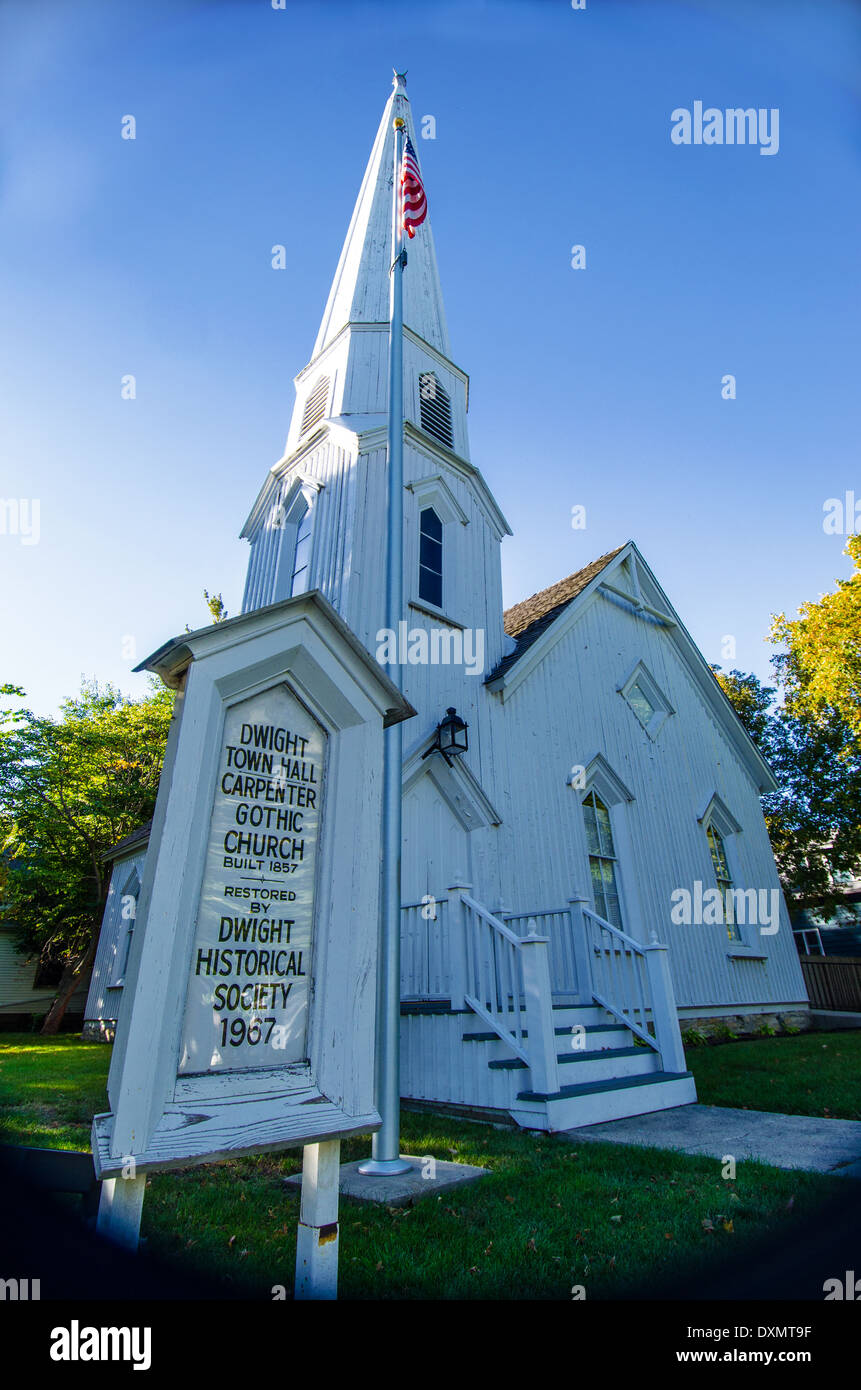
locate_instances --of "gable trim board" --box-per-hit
[699,792,743,838]
[579,752,635,805]
[403,740,503,831]
[404,474,469,527]
[488,541,778,796]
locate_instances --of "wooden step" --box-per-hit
[462,1024,629,1043]
[488,1045,655,1072]
[509,1070,698,1133]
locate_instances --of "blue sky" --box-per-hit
[1,0,859,715]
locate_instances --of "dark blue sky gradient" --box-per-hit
[1,0,858,711]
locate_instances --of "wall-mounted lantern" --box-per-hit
[421,707,468,766]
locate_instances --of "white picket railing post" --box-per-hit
[447,881,472,1010]
[567,892,593,1003]
[643,934,686,1073]
[520,920,560,1096]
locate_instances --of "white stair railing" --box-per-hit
[449,885,560,1096]
[577,904,687,1074]
[502,907,579,996]
[400,897,450,999]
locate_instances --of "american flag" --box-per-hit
[401,136,427,239]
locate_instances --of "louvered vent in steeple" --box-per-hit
[419,372,453,449]
[301,375,330,436]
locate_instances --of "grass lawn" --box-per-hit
[0,1031,849,1299]
[0,1032,109,1150]
[686,1031,861,1121]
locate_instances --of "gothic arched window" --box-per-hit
[583,791,624,929]
[418,506,443,608]
[290,501,314,596]
[706,823,743,944]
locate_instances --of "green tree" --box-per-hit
[770,534,861,749]
[0,680,173,1033]
[203,590,228,623]
[714,668,861,914]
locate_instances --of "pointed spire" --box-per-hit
[312,72,451,361]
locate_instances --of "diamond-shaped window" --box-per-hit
[619,663,672,738]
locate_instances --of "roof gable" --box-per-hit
[489,541,778,794]
[490,547,624,683]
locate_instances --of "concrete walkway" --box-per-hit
[568,1104,861,1177]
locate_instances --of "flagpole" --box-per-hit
[359,94,411,1176]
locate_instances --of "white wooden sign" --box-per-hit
[92,594,413,1191]
[178,684,323,1075]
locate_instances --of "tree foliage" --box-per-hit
[0,680,173,1031]
[770,534,861,748]
[714,541,861,912]
[203,590,228,624]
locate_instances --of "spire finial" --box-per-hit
[392,69,408,93]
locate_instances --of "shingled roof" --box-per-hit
[101,820,152,863]
[487,545,626,684]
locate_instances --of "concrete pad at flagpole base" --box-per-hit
[284,1156,489,1206]
[566,1104,861,1177]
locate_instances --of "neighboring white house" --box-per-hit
[86,74,810,1130]
[0,925,68,1025]
[1,855,88,1024]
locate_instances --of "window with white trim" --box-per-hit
[705,823,742,944]
[109,868,140,987]
[418,506,443,608]
[290,501,314,596]
[268,479,320,604]
[619,662,672,738]
[583,790,624,929]
[700,796,745,945]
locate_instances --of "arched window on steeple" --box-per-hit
[418,506,443,608]
[290,500,314,596]
[418,372,453,449]
[264,476,322,606]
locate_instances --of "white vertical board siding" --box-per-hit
[84,849,148,1025]
[243,440,358,615]
[341,328,388,416]
[493,592,807,1011]
[401,1013,514,1110]
[238,407,801,1018]
[0,931,56,1013]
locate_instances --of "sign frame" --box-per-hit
[92,592,414,1178]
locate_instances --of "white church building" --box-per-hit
[85,75,809,1131]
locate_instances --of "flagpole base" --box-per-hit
[357,1156,413,1177]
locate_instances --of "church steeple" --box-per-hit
[240,72,510,679]
[313,71,450,361]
